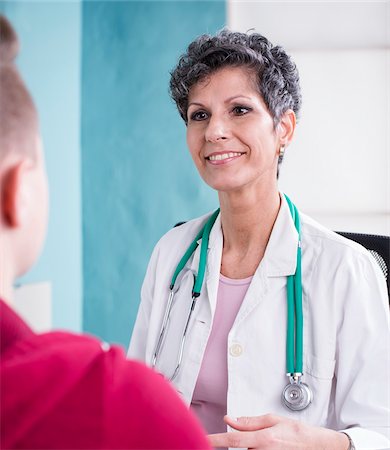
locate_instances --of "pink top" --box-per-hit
[190,274,253,434]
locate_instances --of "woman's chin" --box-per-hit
[203,179,247,194]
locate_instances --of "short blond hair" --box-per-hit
[0,15,39,162]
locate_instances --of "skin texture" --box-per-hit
[186,66,292,195]
[208,415,350,450]
[0,136,49,302]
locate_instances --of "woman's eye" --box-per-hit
[232,106,251,115]
[190,110,209,121]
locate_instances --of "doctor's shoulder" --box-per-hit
[298,213,388,302]
[151,211,216,266]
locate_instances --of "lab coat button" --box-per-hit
[229,343,243,357]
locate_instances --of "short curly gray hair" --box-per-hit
[169,29,302,127]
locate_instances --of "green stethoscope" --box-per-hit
[152,194,313,412]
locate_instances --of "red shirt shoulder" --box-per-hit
[104,353,210,449]
[1,327,209,449]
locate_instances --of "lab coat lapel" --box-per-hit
[183,212,222,318]
[188,239,201,276]
[234,194,299,326]
[264,194,299,278]
[205,213,223,319]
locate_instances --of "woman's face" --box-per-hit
[186,66,293,194]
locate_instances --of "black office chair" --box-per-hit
[336,232,390,297]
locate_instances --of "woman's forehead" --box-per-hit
[188,66,260,102]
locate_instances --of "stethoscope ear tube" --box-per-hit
[170,294,198,381]
[152,289,175,368]
[153,210,220,381]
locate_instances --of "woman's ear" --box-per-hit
[2,161,33,228]
[277,109,296,147]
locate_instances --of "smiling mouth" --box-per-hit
[207,152,243,161]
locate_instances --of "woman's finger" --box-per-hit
[208,430,268,449]
[224,414,280,431]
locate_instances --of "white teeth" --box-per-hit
[208,152,242,161]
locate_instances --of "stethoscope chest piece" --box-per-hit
[282,375,313,411]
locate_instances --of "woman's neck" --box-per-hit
[219,187,280,248]
[218,186,281,278]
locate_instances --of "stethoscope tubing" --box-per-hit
[170,294,197,381]
[170,209,220,295]
[153,209,219,380]
[151,290,175,368]
[284,195,303,375]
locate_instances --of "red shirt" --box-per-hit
[0,300,210,449]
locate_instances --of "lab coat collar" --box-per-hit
[187,193,298,278]
[263,193,299,277]
[186,213,222,317]
[187,212,222,276]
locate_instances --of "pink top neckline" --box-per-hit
[219,273,253,285]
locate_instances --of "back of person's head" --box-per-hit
[0,14,39,164]
[0,15,48,285]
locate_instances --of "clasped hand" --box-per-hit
[208,414,350,449]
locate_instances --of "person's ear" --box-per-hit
[2,161,33,228]
[277,109,296,148]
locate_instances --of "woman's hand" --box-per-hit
[208,414,350,449]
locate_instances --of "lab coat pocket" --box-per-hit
[305,353,336,380]
[303,353,336,426]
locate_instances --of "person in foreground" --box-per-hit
[0,15,210,450]
[128,29,390,449]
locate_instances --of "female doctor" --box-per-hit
[128,30,390,449]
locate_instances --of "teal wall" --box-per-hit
[1,1,83,332]
[81,2,225,346]
[0,1,225,346]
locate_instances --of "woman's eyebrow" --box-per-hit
[188,102,205,109]
[188,95,253,109]
[188,94,252,108]
[225,95,252,103]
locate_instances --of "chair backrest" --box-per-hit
[336,232,390,298]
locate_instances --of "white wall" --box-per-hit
[228,1,390,234]
[13,282,52,332]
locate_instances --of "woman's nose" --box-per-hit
[205,115,229,143]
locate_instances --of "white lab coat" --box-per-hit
[129,195,390,449]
